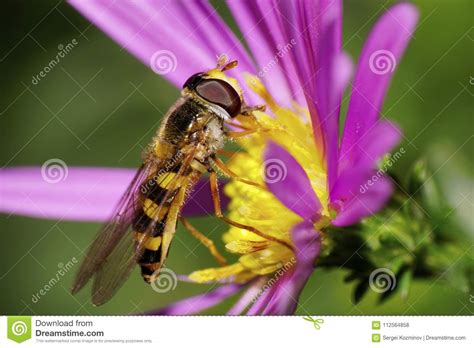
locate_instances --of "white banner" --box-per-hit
[1,316,472,347]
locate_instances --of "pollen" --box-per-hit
[189,75,329,284]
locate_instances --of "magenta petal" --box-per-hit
[334,52,354,98]
[264,142,322,220]
[334,120,401,202]
[182,178,230,217]
[340,3,418,165]
[331,166,374,204]
[332,174,393,227]
[226,0,304,107]
[0,167,134,221]
[149,283,243,315]
[245,270,283,316]
[354,121,402,169]
[275,0,343,160]
[68,0,257,99]
[262,222,321,315]
[317,18,352,192]
[227,278,265,315]
[0,167,225,222]
[245,278,278,316]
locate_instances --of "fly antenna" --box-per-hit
[217,54,238,71]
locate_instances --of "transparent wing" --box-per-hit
[84,149,197,305]
[71,162,154,296]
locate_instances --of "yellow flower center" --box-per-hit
[189,75,329,283]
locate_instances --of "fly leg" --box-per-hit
[223,122,258,138]
[240,104,266,116]
[208,170,293,251]
[223,121,253,131]
[210,155,265,190]
[225,129,258,138]
[180,217,227,266]
[225,107,268,138]
[217,149,239,158]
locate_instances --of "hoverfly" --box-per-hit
[71,55,275,305]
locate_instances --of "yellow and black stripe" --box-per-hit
[133,159,207,282]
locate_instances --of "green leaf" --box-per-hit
[398,268,413,301]
[353,280,369,304]
[407,159,446,217]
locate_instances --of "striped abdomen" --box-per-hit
[132,159,206,283]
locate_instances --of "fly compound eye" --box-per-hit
[183,73,204,89]
[195,79,241,118]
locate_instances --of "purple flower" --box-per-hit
[0,0,418,314]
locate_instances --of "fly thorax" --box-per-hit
[201,117,225,158]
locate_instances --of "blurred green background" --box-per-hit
[0,0,472,315]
